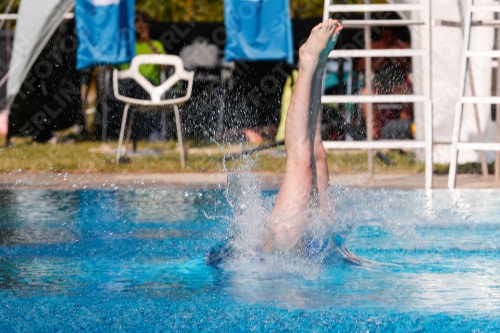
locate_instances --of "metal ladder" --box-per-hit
[322,0,433,189]
[448,0,500,189]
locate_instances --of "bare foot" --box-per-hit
[299,19,343,71]
[244,129,264,145]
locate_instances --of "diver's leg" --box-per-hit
[263,20,342,251]
[309,43,329,195]
[314,112,329,193]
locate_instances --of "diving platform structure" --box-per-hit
[321,0,433,189]
[448,0,500,188]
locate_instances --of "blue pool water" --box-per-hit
[1,184,500,332]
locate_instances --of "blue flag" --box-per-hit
[75,0,135,70]
[224,0,293,63]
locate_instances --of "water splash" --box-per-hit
[206,158,482,282]
[205,165,368,279]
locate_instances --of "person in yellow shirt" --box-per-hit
[134,11,166,86]
[117,11,166,144]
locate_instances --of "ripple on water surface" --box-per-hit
[0,186,499,332]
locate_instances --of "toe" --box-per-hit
[331,20,338,30]
[334,23,343,34]
[311,23,322,33]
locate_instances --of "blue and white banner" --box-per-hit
[224,0,293,63]
[75,0,135,70]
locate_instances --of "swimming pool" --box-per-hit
[0,184,499,332]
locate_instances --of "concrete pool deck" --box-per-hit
[0,172,499,190]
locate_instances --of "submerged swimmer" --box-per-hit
[263,19,343,253]
[206,20,345,264]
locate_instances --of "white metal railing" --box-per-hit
[0,13,74,20]
[323,140,426,149]
[328,49,426,57]
[466,50,500,57]
[322,94,426,103]
[470,4,500,12]
[461,96,500,103]
[322,0,433,189]
[340,19,425,27]
[326,4,424,12]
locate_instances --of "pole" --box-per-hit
[424,0,433,189]
[364,0,374,176]
[495,12,500,180]
[103,67,110,141]
[456,0,489,180]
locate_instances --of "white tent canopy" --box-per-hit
[6,0,74,103]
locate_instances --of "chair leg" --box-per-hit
[173,104,185,168]
[125,108,136,153]
[161,111,167,141]
[116,104,130,164]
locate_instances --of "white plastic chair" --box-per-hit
[113,54,195,167]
